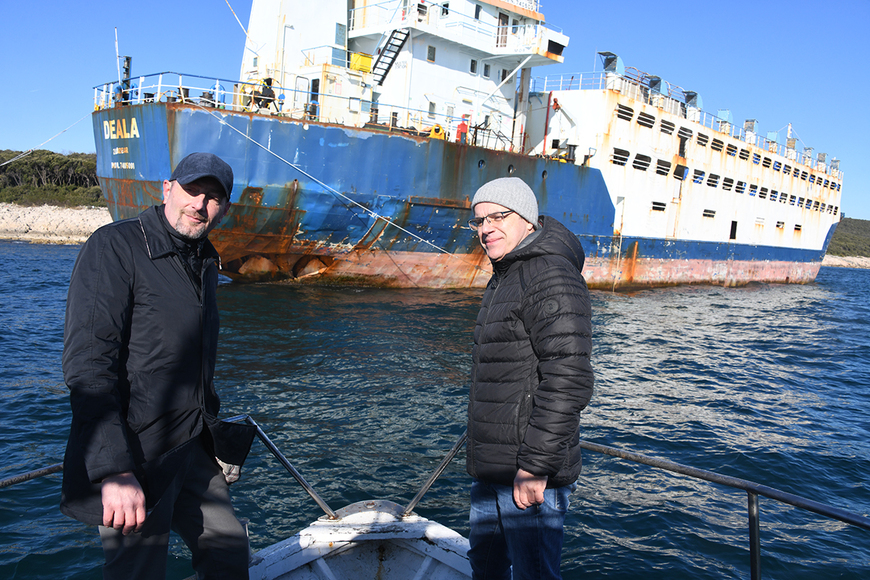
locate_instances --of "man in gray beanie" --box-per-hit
[465,177,594,579]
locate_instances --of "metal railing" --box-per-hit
[530,71,841,178]
[2,420,867,579]
[348,0,552,56]
[94,71,501,147]
[578,440,870,580]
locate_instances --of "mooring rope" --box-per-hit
[185,99,489,278]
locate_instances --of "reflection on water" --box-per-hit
[1,239,868,579]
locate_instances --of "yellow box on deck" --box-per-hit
[350,53,372,73]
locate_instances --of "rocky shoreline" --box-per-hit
[0,203,868,269]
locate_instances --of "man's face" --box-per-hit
[473,201,534,262]
[162,177,230,240]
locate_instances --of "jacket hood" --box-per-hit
[492,216,585,276]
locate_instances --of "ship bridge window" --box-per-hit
[726,144,738,157]
[611,148,630,166]
[633,154,652,171]
[656,159,672,175]
[762,157,772,168]
[759,187,768,199]
[483,63,491,78]
[673,164,688,180]
[441,2,450,17]
[739,148,750,160]
[702,209,716,218]
[707,174,720,187]
[783,164,792,175]
[697,133,709,147]
[651,202,667,212]
[752,153,761,165]
[660,120,675,135]
[616,104,634,121]
[678,127,693,139]
[637,112,656,129]
[692,169,705,184]
[711,139,724,152]
[723,177,734,191]
[773,161,782,171]
[470,59,478,74]
[736,181,746,194]
[749,184,758,196]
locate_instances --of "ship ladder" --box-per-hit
[372,29,410,86]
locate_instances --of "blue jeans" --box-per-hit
[468,479,573,580]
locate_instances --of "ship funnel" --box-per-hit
[598,52,624,75]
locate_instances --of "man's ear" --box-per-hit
[162,180,172,203]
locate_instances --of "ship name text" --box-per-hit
[103,118,140,140]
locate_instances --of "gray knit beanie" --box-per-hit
[471,177,539,226]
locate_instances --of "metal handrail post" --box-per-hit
[402,430,467,517]
[224,414,337,520]
[748,492,761,580]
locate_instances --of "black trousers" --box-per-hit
[98,438,249,579]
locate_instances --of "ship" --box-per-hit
[92,0,843,289]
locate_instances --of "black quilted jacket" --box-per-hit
[466,216,594,487]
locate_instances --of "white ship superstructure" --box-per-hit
[525,53,842,281]
[239,0,566,148]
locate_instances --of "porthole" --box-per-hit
[507,164,515,174]
[478,159,486,169]
[542,170,548,180]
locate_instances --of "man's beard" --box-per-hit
[173,212,209,240]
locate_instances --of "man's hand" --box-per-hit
[217,458,241,484]
[101,472,146,535]
[513,468,548,510]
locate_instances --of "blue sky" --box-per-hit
[3,0,868,219]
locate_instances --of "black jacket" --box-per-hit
[60,205,223,524]
[466,216,594,488]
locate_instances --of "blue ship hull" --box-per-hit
[92,102,831,289]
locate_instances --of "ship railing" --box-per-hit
[530,71,842,178]
[348,0,550,56]
[93,72,517,153]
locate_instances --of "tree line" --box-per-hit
[826,218,870,257]
[0,148,868,257]
[0,149,104,207]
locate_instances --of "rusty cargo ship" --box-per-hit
[92,0,843,289]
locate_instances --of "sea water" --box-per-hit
[0,239,868,579]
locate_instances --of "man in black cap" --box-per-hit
[60,152,251,579]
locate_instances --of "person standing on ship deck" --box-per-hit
[465,177,594,579]
[60,152,254,579]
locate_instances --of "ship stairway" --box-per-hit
[371,29,409,86]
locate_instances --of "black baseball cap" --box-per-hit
[170,152,234,201]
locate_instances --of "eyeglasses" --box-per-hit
[468,210,515,230]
